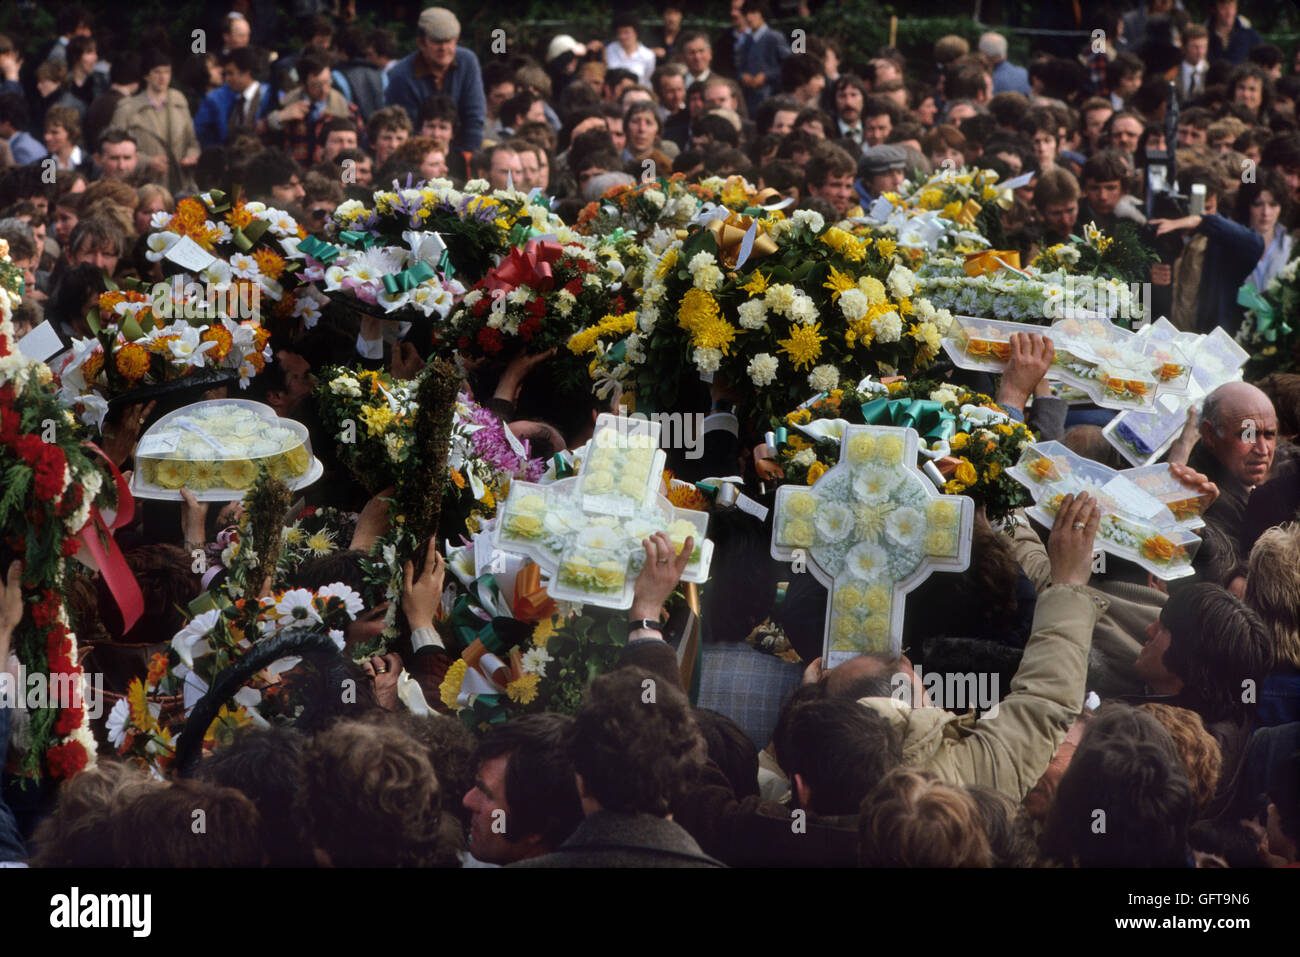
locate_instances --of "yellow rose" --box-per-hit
[563,557,594,580]
[864,614,890,643]
[949,432,969,451]
[865,585,891,615]
[847,432,877,464]
[781,518,815,548]
[985,462,1002,480]
[806,461,828,485]
[787,491,816,516]
[876,434,905,464]
[667,519,696,547]
[507,512,544,538]
[955,460,978,486]
[584,469,614,494]
[832,616,857,641]
[833,583,864,613]
[928,499,960,530]
[594,560,626,589]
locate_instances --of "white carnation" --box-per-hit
[788,294,818,325]
[792,209,825,233]
[747,352,779,386]
[693,346,723,374]
[838,287,869,321]
[737,299,768,329]
[808,364,840,393]
[887,264,917,298]
[765,283,796,316]
[693,264,724,291]
[870,310,903,342]
[688,251,717,273]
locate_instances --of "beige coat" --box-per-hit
[110,89,199,193]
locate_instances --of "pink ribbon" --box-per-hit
[481,240,564,296]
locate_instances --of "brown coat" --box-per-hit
[110,89,200,194]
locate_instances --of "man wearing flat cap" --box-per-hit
[854,143,908,208]
[384,7,486,153]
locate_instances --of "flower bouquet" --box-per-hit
[1237,256,1300,378]
[1030,221,1159,285]
[774,378,1036,523]
[326,178,571,290]
[858,166,1007,251]
[770,424,974,664]
[1008,441,1201,578]
[442,238,633,389]
[569,206,950,422]
[0,248,125,781]
[54,283,274,431]
[576,172,715,240]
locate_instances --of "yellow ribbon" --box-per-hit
[963,250,1021,277]
[956,198,982,227]
[706,212,778,270]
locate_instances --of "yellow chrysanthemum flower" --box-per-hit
[822,265,856,302]
[677,287,720,332]
[874,238,897,260]
[532,616,559,649]
[506,672,541,705]
[777,322,824,370]
[127,677,155,732]
[222,458,258,490]
[359,403,396,437]
[654,247,679,279]
[741,271,770,296]
[440,659,468,710]
[690,314,738,353]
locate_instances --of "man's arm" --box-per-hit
[456,49,487,154]
[931,493,1105,800]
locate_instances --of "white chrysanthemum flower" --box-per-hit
[643,188,666,208]
[870,310,903,343]
[839,287,869,321]
[330,375,362,397]
[791,448,817,467]
[853,467,902,503]
[747,352,779,386]
[625,333,646,363]
[737,299,767,329]
[693,346,722,374]
[845,542,889,582]
[464,178,490,193]
[815,502,853,542]
[506,286,531,305]
[808,364,840,393]
[317,583,365,619]
[885,507,925,549]
[930,387,959,407]
[638,304,659,332]
[521,647,553,676]
[229,252,261,280]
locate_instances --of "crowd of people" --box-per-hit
[0,1,1298,870]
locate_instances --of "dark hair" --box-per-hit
[1080,149,1128,186]
[242,148,300,200]
[966,784,1039,867]
[1160,583,1271,724]
[116,779,264,867]
[1039,703,1193,867]
[194,726,312,865]
[0,91,28,130]
[805,142,855,188]
[858,768,992,867]
[221,46,259,76]
[567,667,703,816]
[499,90,538,130]
[773,698,901,816]
[781,54,824,94]
[1234,167,1292,226]
[944,65,988,102]
[109,51,142,87]
[141,47,173,74]
[474,713,583,848]
[692,112,739,148]
[611,10,641,32]
[754,94,801,137]
[368,28,401,61]
[693,708,760,798]
[95,544,199,643]
[295,719,447,866]
[48,261,106,329]
[295,52,329,83]
[418,93,459,132]
[97,127,137,152]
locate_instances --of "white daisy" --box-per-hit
[521,647,553,677]
[852,467,902,503]
[172,609,222,667]
[105,697,130,748]
[274,588,323,628]
[317,583,365,619]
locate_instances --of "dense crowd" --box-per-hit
[0,0,1298,870]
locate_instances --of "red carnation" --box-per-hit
[564,279,583,297]
[54,707,84,736]
[45,740,88,779]
[476,328,504,354]
[62,537,81,557]
[519,315,541,341]
[472,296,489,317]
[458,336,471,350]
[526,297,546,318]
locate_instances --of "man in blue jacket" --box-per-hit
[1208,0,1262,66]
[736,0,789,117]
[384,7,485,154]
[193,48,266,149]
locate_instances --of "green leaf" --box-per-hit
[0,463,32,526]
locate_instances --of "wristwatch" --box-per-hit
[628,618,664,634]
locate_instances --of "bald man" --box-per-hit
[1189,382,1295,559]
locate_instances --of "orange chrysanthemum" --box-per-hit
[253,248,286,280]
[224,203,254,229]
[98,291,127,313]
[145,653,169,690]
[114,341,150,381]
[201,324,233,361]
[148,334,178,355]
[81,348,105,382]
[249,323,271,350]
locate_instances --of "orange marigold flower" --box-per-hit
[253,248,286,280]
[148,334,178,355]
[174,197,206,223]
[98,291,127,313]
[146,653,169,689]
[225,203,254,229]
[114,341,151,381]
[82,348,105,382]
[201,324,233,361]
[246,351,266,373]
[249,323,271,350]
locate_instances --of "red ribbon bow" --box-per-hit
[482,240,564,296]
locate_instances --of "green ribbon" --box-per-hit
[604,339,627,364]
[1237,284,1291,343]
[298,234,341,264]
[458,693,509,730]
[381,261,436,295]
[437,247,454,280]
[338,229,379,250]
[860,397,957,442]
[554,453,574,479]
[450,592,498,651]
[507,222,537,247]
